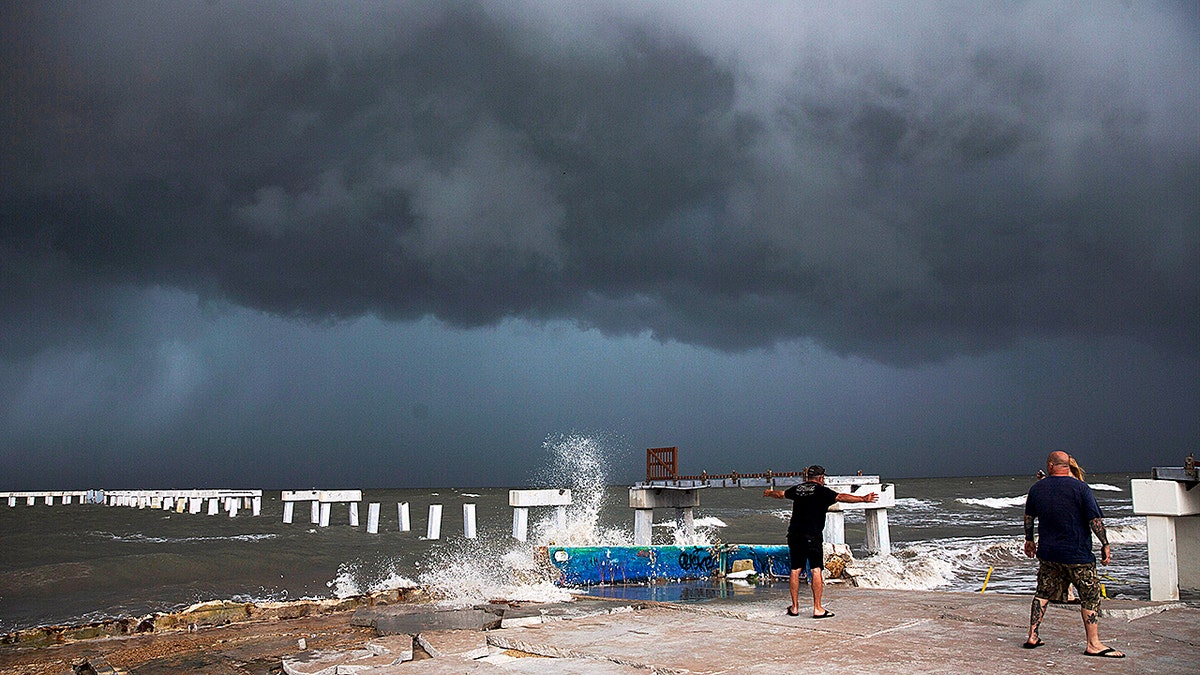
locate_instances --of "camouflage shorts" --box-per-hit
[1036,560,1101,612]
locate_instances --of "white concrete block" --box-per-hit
[509,489,572,507]
[629,487,702,509]
[828,484,895,511]
[1132,479,1200,516]
[281,490,321,502]
[317,490,363,503]
[398,502,410,531]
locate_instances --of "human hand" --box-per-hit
[864,492,878,503]
[1100,544,1111,565]
[1024,540,1037,558]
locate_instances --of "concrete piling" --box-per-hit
[367,503,380,534]
[1133,472,1200,601]
[463,503,476,539]
[398,502,410,531]
[427,504,442,540]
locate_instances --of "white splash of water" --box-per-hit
[417,544,575,606]
[327,561,419,599]
[1106,520,1146,543]
[955,496,1026,509]
[852,537,1024,591]
[530,432,631,546]
[376,432,629,606]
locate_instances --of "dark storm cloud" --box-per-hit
[2,1,1197,363]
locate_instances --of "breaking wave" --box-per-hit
[955,496,1026,509]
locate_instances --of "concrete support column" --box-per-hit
[464,503,477,539]
[633,509,654,546]
[865,508,891,556]
[1147,515,1180,601]
[311,501,321,524]
[556,505,567,530]
[512,507,529,542]
[674,507,695,541]
[252,497,261,517]
[427,504,443,540]
[283,501,295,524]
[367,503,380,534]
[207,498,219,515]
[398,502,410,531]
[1133,478,1200,602]
[823,511,845,545]
[319,503,331,527]
[349,502,359,528]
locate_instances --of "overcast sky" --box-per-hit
[2,1,1196,489]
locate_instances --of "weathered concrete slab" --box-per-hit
[417,629,489,660]
[373,608,502,635]
[366,634,414,662]
[282,634,413,674]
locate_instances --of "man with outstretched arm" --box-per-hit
[1022,450,1124,658]
[764,465,878,618]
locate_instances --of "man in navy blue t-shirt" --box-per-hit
[1023,451,1123,658]
[764,465,877,618]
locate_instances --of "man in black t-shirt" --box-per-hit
[764,465,878,618]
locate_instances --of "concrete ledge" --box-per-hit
[370,608,503,635]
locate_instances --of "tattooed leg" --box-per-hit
[1028,597,1048,643]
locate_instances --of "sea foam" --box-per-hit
[955,496,1026,509]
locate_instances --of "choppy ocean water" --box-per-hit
[0,468,1149,634]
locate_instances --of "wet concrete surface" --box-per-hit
[1,584,1196,674]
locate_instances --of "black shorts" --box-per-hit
[787,532,823,571]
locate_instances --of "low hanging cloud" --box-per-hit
[2,1,1196,364]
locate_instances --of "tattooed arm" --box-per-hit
[1090,517,1111,564]
[1023,515,1037,558]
